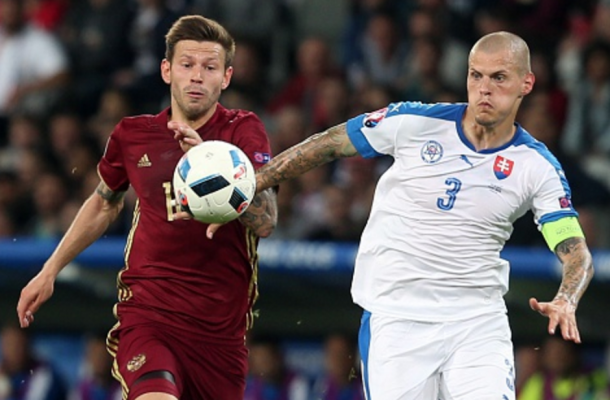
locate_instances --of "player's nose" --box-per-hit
[478,76,492,94]
[191,66,204,82]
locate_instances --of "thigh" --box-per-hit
[359,311,442,400]
[182,341,248,400]
[440,313,515,400]
[109,325,183,400]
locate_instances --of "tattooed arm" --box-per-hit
[239,188,278,238]
[17,181,126,327]
[256,123,358,193]
[529,236,594,343]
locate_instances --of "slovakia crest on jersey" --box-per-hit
[421,140,443,163]
[493,155,514,180]
[363,107,388,128]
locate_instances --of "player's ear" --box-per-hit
[521,71,535,97]
[222,66,233,90]
[161,59,171,84]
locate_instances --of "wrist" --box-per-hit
[553,293,577,307]
[40,262,62,280]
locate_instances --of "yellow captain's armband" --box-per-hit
[541,217,585,251]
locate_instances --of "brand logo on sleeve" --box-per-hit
[559,196,572,208]
[253,152,270,164]
[421,140,443,163]
[363,107,388,128]
[493,156,514,180]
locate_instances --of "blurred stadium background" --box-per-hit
[1,0,610,398]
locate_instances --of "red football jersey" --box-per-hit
[98,105,272,345]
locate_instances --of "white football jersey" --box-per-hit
[346,102,577,322]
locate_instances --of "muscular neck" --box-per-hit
[462,110,517,151]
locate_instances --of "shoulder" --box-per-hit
[223,107,264,126]
[112,113,164,137]
[386,101,466,121]
[218,107,267,138]
[512,127,561,169]
[351,101,465,133]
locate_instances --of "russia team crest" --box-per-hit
[493,155,514,180]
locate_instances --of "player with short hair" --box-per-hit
[17,15,278,400]
[242,31,594,399]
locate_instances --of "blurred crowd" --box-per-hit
[0,0,609,247]
[3,321,610,400]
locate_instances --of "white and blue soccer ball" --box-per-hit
[173,140,256,224]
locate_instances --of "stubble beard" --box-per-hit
[174,86,220,121]
[474,115,496,128]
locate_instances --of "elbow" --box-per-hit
[254,214,277,238]
[96,197,124,224]
[255,221,276,238]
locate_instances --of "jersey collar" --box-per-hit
[456,109,524,154]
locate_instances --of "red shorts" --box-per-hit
[108,323,248,400]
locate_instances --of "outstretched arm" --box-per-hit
[237,188,278,238]
[17,181,125,328]
[256,123,358,193]
[529,236,594,343]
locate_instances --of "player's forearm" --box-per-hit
[42,193,124,278]
[239,188,277,238]
[255,123,356,193]
[553,237,594,307]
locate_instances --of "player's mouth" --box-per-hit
[478,101,493,109]
[186,91,205,99]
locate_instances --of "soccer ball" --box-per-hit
[173,140,257,224]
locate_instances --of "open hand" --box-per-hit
[529,297,581,343]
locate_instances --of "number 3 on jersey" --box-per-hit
[437,177,462,210]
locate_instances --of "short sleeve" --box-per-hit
[232,113,272,171]
[346,103,401,158]
[531,159,578,226]
[346,101,465,158]
[97,123,130,192]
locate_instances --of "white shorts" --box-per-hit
[358,311,516,400]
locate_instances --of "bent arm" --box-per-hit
[239,188,278,238]
[553,236,594,307]
[42,181,125,278]
[255,123,358,193]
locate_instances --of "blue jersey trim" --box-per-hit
[539,210,579,225]
[394,101,466,121]
[359,310,372,400]
[457,121,525,154]
[346,116,384,158]
[514,129,577,220]
[515,130,573,199]
[346,102,466,158]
